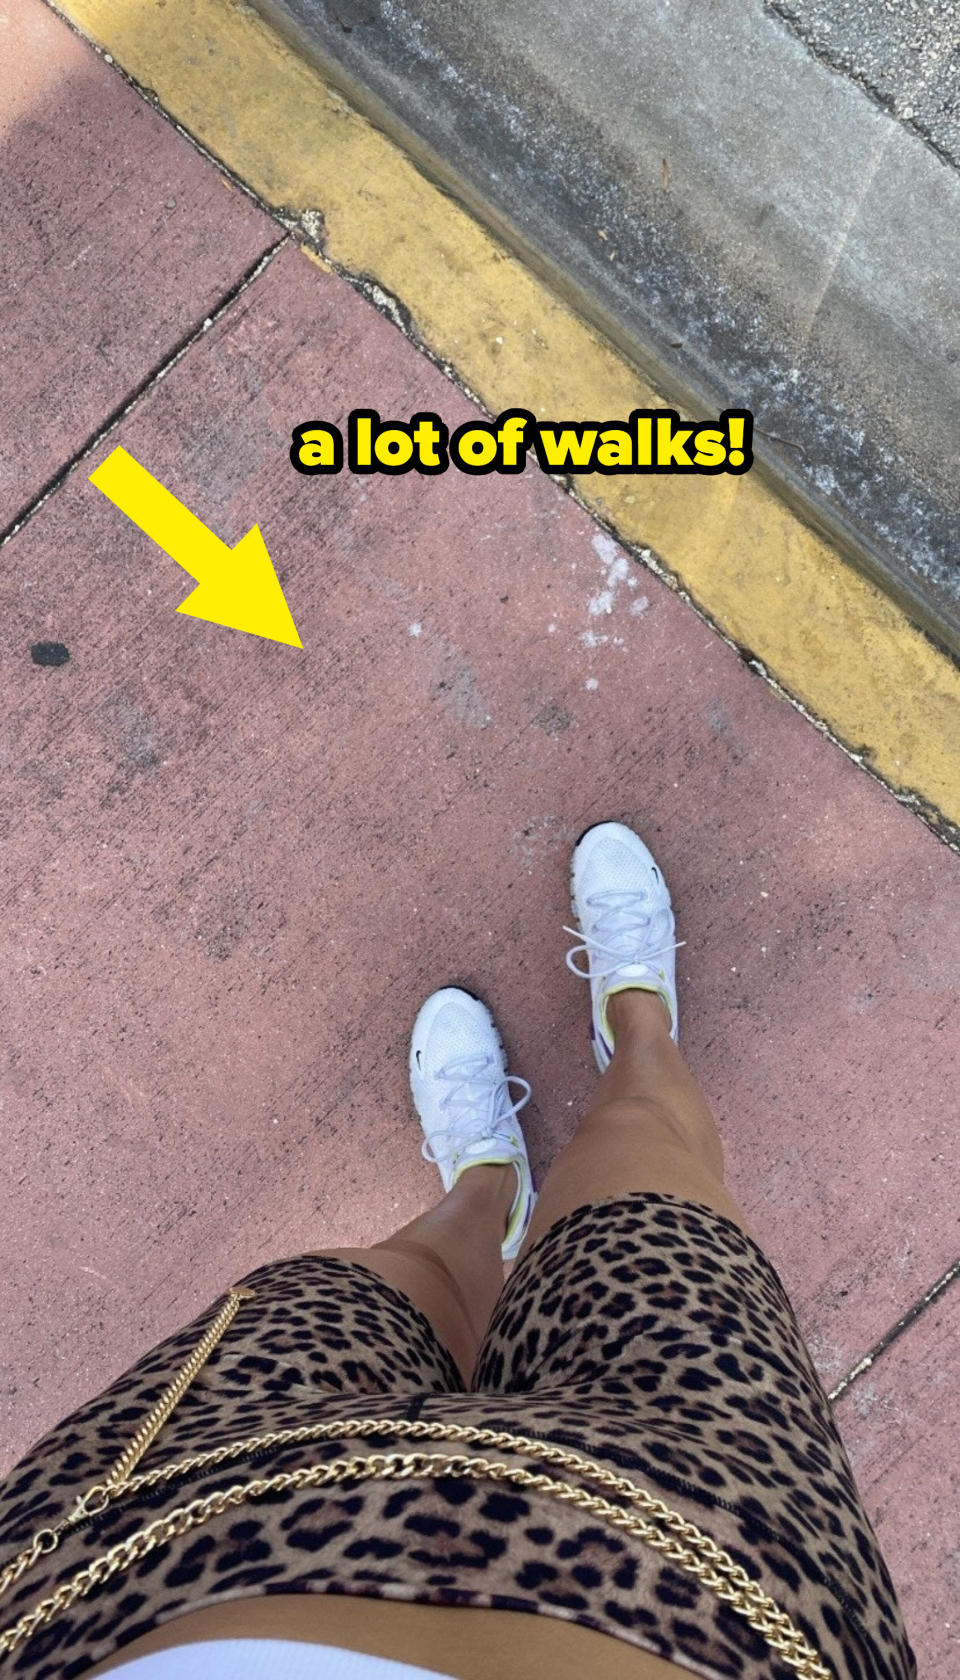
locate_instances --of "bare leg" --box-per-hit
[320,1162,515,1384]
[318,991,745,1378]
[518,989,751,1260]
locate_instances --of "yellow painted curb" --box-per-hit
[52,0,960,833]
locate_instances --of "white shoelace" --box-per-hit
[564,888,684,981]
[420,1052,532,1170]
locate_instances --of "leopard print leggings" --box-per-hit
[0,1194,916,1680]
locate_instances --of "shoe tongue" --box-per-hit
[460,1138,504,1160]
[455,1139,515,1176]
[609,960,656,983]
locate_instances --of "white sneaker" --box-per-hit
[410,987,536,1261]
[565,822,682,1071]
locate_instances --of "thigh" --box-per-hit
[473,1193,916,1680]
[0,1253,461,1554]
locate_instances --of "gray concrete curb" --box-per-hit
[255,0,960,658]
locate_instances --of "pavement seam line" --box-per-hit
[43,0,280,222]
[0,236,287,552]
[826,1255,960,1404]
[37,0,960,841]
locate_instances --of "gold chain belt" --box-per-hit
[0,1287,832,1679]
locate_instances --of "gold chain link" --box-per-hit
[0,1289,833,1680]
[103,1287,257,1493]
[0,1286,254,1603]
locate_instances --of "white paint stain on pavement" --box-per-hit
[577,532,649,683]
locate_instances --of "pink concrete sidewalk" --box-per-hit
[1,3,957,1672]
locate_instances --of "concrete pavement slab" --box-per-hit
[2,243,958,1506]
[0,0,277,531]
[834,1282,960,1678]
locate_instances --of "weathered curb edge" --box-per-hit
[257,0,960,662]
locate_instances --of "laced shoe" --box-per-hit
[565,822,682,1071]
[410,987,535,1261]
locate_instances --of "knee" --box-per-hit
[583,1095,725,1177]
[371,1236,470,1310]
[310,1246,378,1269]
[316,1243,465,1303]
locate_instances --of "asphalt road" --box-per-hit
[769,0,960,163]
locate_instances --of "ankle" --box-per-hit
[606,986,673,1042]
[454,1161,517,1226]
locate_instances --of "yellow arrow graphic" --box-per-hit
[89,446,302,649]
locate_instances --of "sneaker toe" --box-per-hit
[572,821,668,905]
[410,988,502,1087]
